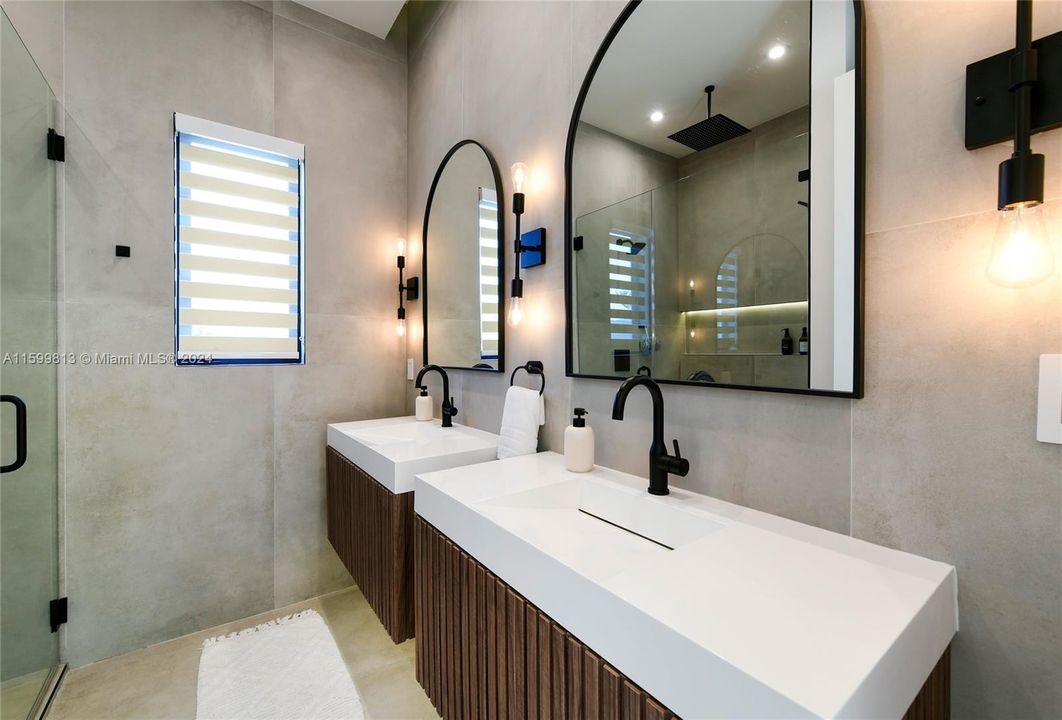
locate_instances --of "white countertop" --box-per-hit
[327,416,499,494]
[414,452,958,719]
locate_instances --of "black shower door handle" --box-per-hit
[0,395,28,473]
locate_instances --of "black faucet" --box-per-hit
[611,375,689,495]
[415,365,458,428]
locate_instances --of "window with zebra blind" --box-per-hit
[608,229,651,357]
[174,113,305,365]
[478,188,500,361]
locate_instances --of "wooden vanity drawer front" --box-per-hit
[414,514,679,720]
[414,514,950,720]
[325,447,414,643]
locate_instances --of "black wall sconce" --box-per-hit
[966,0,1059,287]
[396,238,418,337]
[505,162,546,328]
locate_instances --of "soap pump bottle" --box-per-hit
[415,387,433,421]
[781,328,794,355]
[798,327,809,355]
[564,408,594,473]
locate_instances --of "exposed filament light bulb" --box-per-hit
[987,203,1055,288]
[396,318,406,337]
[396,237,406,256]
[511,162,528,194]
[506,295,524,327]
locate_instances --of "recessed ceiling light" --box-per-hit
[649,110,664,123]
[767,44,787,60]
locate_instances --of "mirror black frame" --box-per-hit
[563,0,866,399]
[422,139,507,373]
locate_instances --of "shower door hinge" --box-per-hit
[49,597,67,632]
[47,129,65,162]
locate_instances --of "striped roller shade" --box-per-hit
[478,187,500,361]
[608,230,650,355]
[174,113,305,365]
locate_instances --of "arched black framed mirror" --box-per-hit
[422,139,506,372]
[564,0,865,397]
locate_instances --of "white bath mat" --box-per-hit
[196,609,364,720]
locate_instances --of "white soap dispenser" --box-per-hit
[415,387,433,421]
[564,408,594,472]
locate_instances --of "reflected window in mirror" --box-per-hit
[565,0,863,397]
[477,188,500,363]
[423,140,505,372]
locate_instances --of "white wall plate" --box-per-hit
[1037,354,1062,444]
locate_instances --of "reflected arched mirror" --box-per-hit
[423,140,505,371]
[565,0,864,397]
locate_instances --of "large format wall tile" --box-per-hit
[0,0,62,98]
[272,314,407,607]
[863,0,1062,234]
[274,15,407,318]
[62,0,275,307]
[62,303,276,666]
[853,206,1062,718]
[406,1,463,371]
[571,377,852,533]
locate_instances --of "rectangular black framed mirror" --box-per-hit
[422,139,506,372]
[564,0,865,397]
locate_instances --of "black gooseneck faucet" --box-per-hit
[415,365,458,428]
[611,376,689,495]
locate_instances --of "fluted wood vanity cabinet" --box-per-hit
[414,516,951,720]
[326,447,414,643]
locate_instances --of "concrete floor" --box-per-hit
[2,669,51,720]
[46,587,438,720]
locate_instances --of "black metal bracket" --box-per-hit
[47,129,65,162]
[510,360,545,395]
[50,597,67,633]
[965,30,1062,149]
[573,235,584,252]
[404,276,419,301]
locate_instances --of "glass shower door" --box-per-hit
[0,8,62,720]
[573,191,654,377]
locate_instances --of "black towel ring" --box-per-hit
[510,360,545,395]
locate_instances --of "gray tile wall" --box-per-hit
[4,0,408,666]
[406,1,1062,717]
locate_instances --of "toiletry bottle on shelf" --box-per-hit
[564,408,594,472]
[781,328,794,355]
[798,327,809,355]
[415,387,433,421]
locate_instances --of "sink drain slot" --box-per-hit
[577,509,674,551]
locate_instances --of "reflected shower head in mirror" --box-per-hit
[616,238,647,255]
[667,85,750,152]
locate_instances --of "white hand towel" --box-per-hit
[497,386,545,459]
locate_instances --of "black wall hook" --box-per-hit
[510,360,545,395]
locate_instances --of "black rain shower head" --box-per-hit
[668,85,750,152]
[616,238,647,255]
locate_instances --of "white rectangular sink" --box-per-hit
[481,477,722,551]
[415,453,958,719]
[327,416,499,494]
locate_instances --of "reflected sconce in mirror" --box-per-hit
[396,238,418,337]
[966,0,1060,288]
[506,162,546,327]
